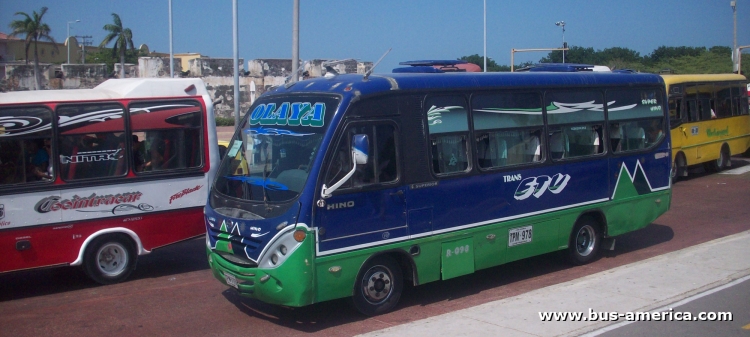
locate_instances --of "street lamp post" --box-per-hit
[555,21,565,63]
[67,20,80,64]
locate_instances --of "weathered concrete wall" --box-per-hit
[3,64,53,90]
[139,57,182,78]
[189,58,244,77]
[248,59,292,78]
[202,76,263,118]
[59,64,108,89]
[113,63,138,78]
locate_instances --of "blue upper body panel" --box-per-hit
[267,72,665,101]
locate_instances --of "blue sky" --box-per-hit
[2,0,749,73]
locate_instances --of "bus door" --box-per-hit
[315,122,406,253]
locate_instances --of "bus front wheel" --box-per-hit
[567,217,602,265]
[83,234,137,285]
[352,256,403,316]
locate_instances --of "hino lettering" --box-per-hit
[327,201,355,210]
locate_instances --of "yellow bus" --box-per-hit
[664,74,750,180]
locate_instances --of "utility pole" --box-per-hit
[731,1,738,72]
[75,35,93,64]
[292,0,300,82]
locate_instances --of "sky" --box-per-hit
[2,0,749,74]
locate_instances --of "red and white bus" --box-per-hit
[0,78,219,284]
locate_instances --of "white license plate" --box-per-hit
[509,226,532,247]
[223,271,238,289]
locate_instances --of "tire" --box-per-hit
[705,146,729,172]
[567,217,602,265]
[672,153,687,183]
[83,234,137,285]
[352,256,403,316]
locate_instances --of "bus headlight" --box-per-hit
[258,227,305,269]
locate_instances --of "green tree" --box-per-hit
[99,13,134,78]
[86,47,145,76]
[8,6,58,90]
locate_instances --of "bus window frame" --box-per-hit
[423,94,472,178]
[322,119,401,196]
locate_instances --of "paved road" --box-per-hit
[1,158,749,337]
[598,276,750,337]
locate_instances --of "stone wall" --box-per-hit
[58,64,108,89]
[2,64,53,91]
[189,58,244,77]
[139,57,182,78]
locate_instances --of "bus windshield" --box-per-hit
[214,95,338,202]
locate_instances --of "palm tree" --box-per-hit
[8,6,58,90]
[99,13,134,78]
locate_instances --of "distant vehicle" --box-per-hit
[393,60,482,73]
[515,63,611,72]
[0,79,220,284]
[663,74,750,180]
[205,70,671,315]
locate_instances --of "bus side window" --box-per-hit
[56,104,126,181]
[0,107,54,186]
[687,100,699,122]
[129,101,204,173]
[425,96,470,176]
[545,90,605,160]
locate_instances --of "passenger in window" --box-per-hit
[132,135,145,172]
[647,121,663,144]
[30,138,53,181]
[27,139,50,181]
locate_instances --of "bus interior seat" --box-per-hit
[549,130,569,159]
[624,126,645,150]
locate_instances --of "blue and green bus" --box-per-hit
[205,68,672,315]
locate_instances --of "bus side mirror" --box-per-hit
[321,134,369,199]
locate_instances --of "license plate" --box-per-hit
[223,271,238,289]
[509,225,532,247]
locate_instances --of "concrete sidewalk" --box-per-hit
[360,230,750,337]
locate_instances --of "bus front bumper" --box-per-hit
[206,246,315,307]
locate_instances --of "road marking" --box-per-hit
[720,165,750,175]
[581,274,750,336]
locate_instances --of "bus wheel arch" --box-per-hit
[567,213,604,265]
[351,252,408,316]
[73,229,145,284]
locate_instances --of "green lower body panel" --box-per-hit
[207,237,315,307]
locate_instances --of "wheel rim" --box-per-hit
[361,265,393,304]
[575,225,596,257]
[96,242,128,277]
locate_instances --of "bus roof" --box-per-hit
[660,73,747,86]
[269,72,666,99]
[0,78,209,105]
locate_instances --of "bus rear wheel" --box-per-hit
[567,217,602,265]
[83,234,137,285]
[352,256,403,316]
[706,146,729,172]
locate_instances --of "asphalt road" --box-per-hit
[1,158,749,337]
[599,277,750,337]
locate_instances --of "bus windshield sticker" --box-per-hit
[227,140,242,157]
[514,173,571,200]
[246,127,314,136]
[249,102,326,127]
